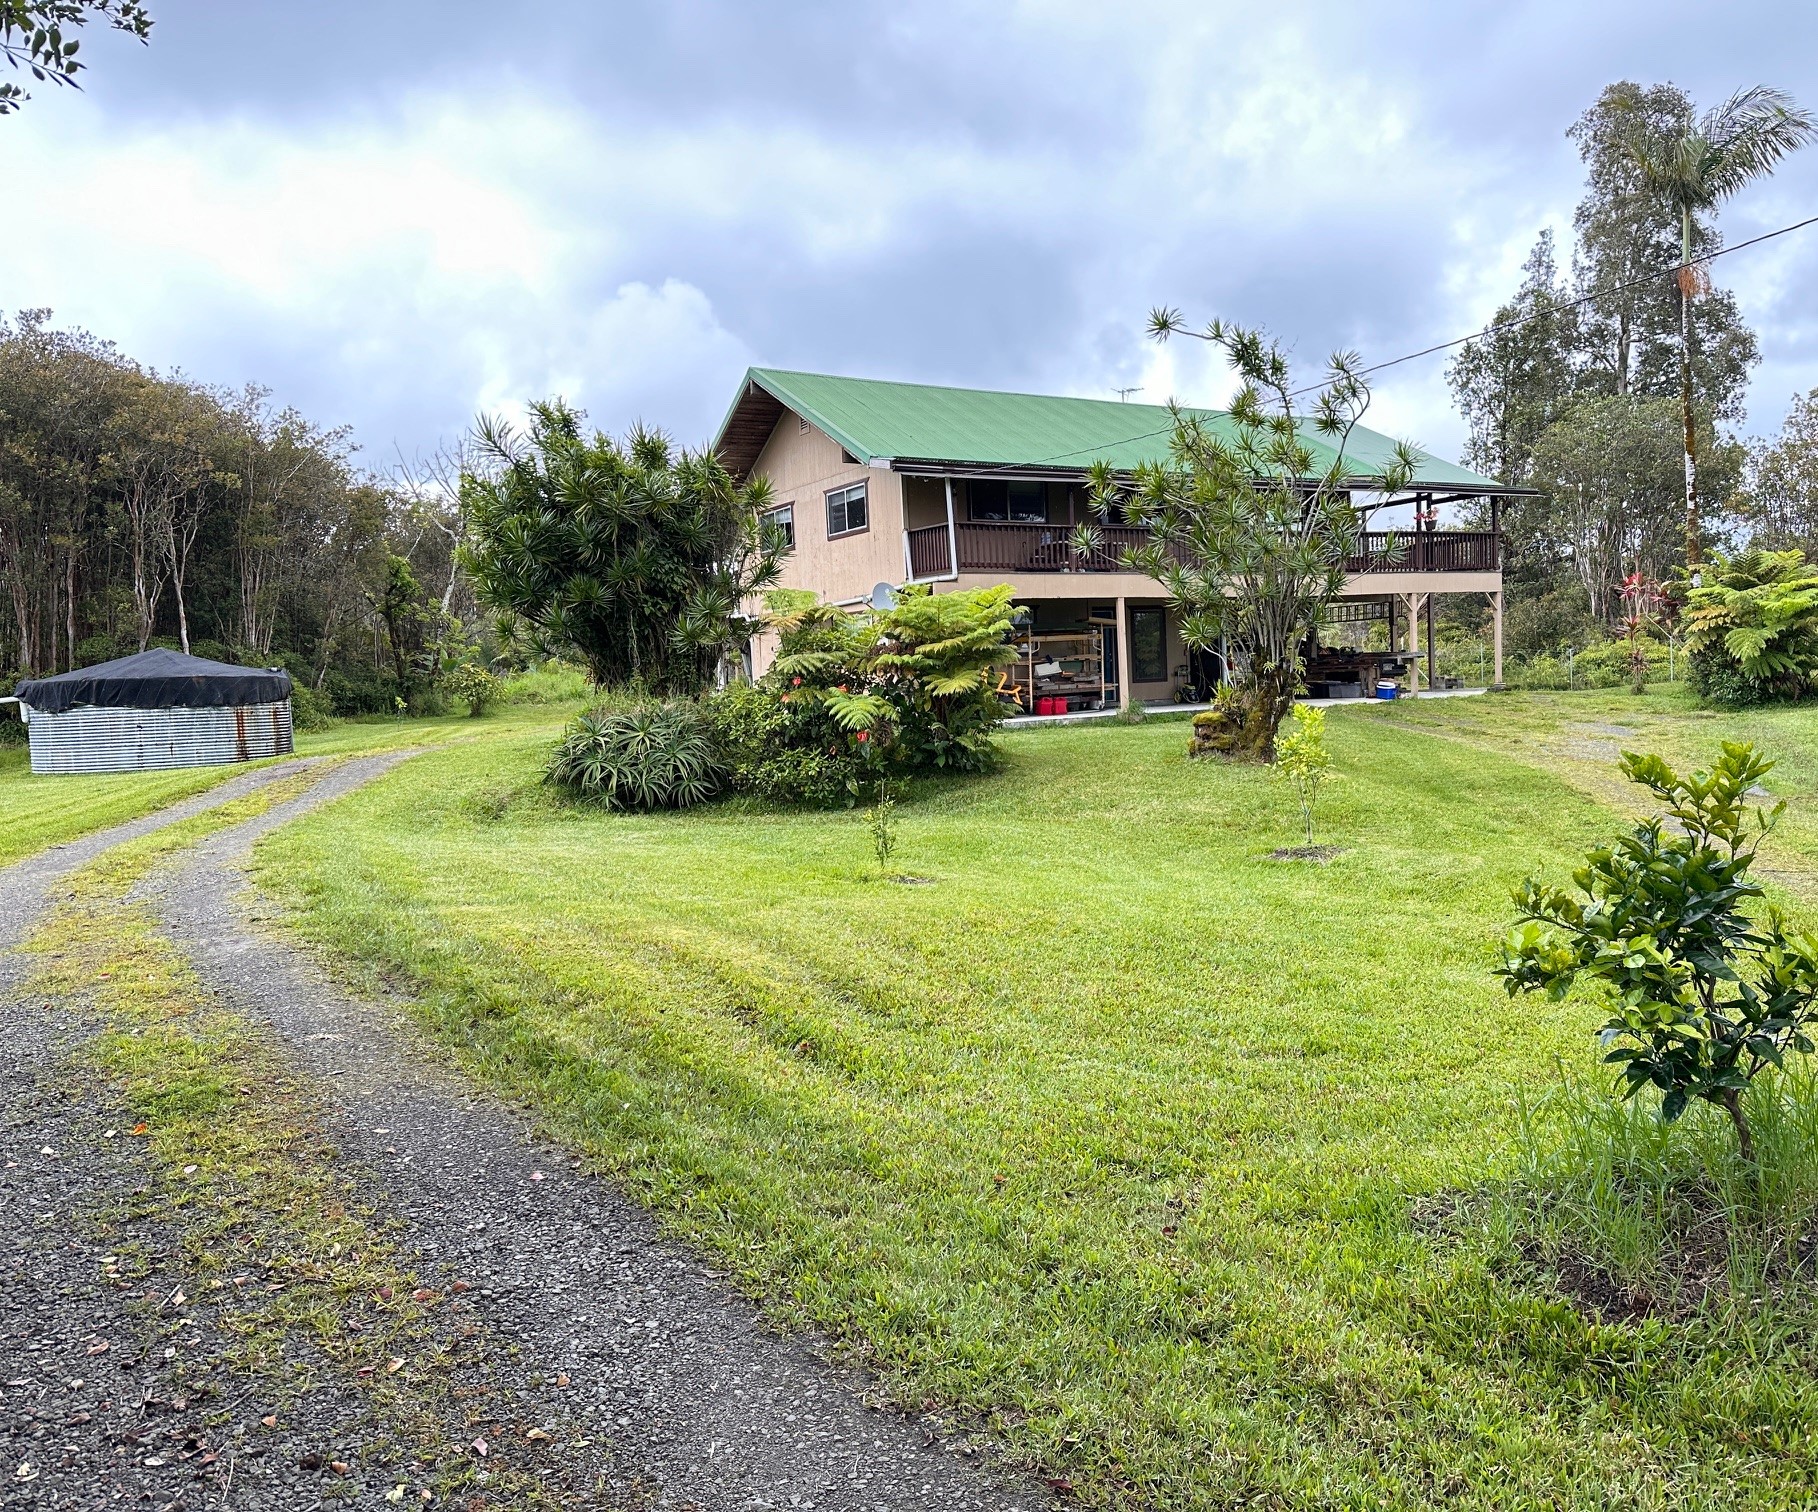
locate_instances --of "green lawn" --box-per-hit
[248,691,1818,1509]
[0,703,567,870]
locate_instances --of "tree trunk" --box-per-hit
[1718,1087,1755,1170]
[1680,207,1701,569]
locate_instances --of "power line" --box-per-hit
[954,208,1818,478]
[1294,208,1818,394]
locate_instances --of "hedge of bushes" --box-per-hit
[546,585,1018,813]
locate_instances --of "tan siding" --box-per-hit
[746,410,906,675]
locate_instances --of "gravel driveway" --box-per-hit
[1,756,1047,1511]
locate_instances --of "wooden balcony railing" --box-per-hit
[1344,529,1500,574]
[905,522,1501,579]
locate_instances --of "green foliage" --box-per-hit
[1681,548,1818,703]
[459,403,784,695]
[703,676,867,808]
[1272,703,1335,842]
[711,584,1017,806]
[545,700,723,812]
[1094,317,1416,759]
[496,661,591,707]
[0,0,151,113]
[442,661,502,717]
[1498,742,1818,1166]
[287,682,335,733]
[1494,1066,1818,1315]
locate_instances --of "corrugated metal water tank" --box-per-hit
[24,700,294,775]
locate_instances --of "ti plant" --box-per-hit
[1497,743,1818,1168]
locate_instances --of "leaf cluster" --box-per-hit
[545,700,722,812]
[459,402,785,695]
[1498,742,1818,1148]
[1680,547,1818,691]
[0,0,150,113]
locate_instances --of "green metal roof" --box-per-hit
[716,367,1502,492]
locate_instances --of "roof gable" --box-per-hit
[715,367,1503,493]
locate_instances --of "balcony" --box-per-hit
[906,522,1500,578]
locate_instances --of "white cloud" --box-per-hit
[6,0,1818,470]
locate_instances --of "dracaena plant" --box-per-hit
[1496,742,1818,1168]
[1082,316,1417,760]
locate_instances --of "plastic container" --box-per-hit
[1375,681,1398,701]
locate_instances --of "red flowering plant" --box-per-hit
[1618,571,1668,694]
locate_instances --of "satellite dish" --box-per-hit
[870,582,899,610]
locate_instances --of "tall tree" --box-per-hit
[1527,396,1692,622]
[1742,389,1818,552]
[1448,230,1583,487]
[0,0,151,113]
[1090,314,1415,760]
[460,403,786,693]
[1621,85,1816,565]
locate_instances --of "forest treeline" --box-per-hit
[1447,81,1818,653]
[0,309,473,714]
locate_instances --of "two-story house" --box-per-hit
[714,368,1516,709]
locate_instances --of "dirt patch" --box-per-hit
[890,875,938,886]
[1267,845,1346,863]
[1421,1185,1818,1328]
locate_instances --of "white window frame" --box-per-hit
[826,481,869,539]
[763,502,796,552]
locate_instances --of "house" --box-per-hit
[713,368,1517,710]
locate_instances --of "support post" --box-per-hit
[1116,595,1133,710]
[1425,591,1437,689]
[1492,589,1504,689]
[943,476,958,578]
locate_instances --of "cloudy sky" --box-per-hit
[8,0,1818,477]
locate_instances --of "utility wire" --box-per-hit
[951,209,1818,477]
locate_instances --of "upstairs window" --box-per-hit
[968,479,1048,522]
[762,503,795,552]
[826,481,869,538]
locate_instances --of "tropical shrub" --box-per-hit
[443,661,502,717]
[460,403,786,693]
[546,700,724,811]
[1087,314,1418,759]
[287,682,336,732]
[1682,548,1818,706]
[709,584,1017,805]
[1497,742,1818,1168]
[704,677,871,808]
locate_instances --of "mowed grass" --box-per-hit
[0,744,244,867]
[0,701,576,869]
[252,697,1818,1509]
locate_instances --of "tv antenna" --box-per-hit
[1114,386,1143,402]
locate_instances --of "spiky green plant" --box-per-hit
[546,700,723,811]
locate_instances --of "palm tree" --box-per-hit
[1626,86,1816,566]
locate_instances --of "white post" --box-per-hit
[943,476,958,578]
[902,529,914,583]
[1116,596,1133,710]
[1492,590,1504,688]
